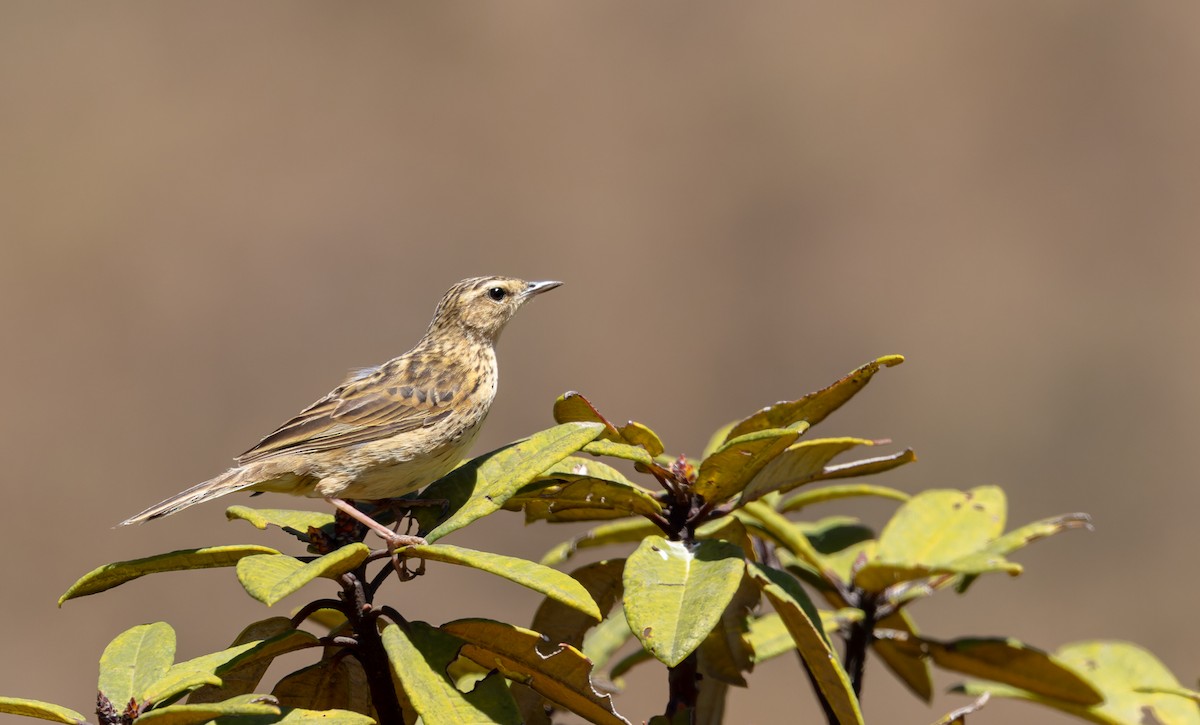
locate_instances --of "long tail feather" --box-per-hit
[118,467,254,526]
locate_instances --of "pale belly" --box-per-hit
[309,415,487,500]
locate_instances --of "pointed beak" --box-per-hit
[523,280,562,298]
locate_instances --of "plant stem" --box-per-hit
[352,607,404,722]
[338,568,405,722]
[843,593,877,697]
[665,652,700,718]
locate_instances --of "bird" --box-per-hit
[119,276,562,546]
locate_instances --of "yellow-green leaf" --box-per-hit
[1136,685,1200,703]
[531,559,624,650]
[747,609,864,664]
[538,456,634,485]
[739,501,823,569]
[726,355,904,441]
[441,618,630,725]
[742,439,913,503]
[956,640,1200,725]
[780,484,911,514]
[582,608,635,673]
[879,486,1006,563]
[403,544,600,621]
[419,422,605,542]
[618,421,665,457]
[553,392,621,435]
[696,575,758,686]
[747,564,864,724]
[622,537,746,667]
[59,545,280,605]
[382,622,520,725]
[236,545,370,607]
[694,429,799,504]
[225,506,335,535]
[888,635,1102,705]
[99,622,175,707]
[978,513,1094,558]
[0,698,87,724]
[580,438,657,468]
[271,658,367,712]
[188,619,320,703]
[507,476,662,523]
[133,699,282,724]
[540,519,660,567]
[854,487,1007,592]
[553,392,665,457]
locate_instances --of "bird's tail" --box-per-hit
[118,467,255,526]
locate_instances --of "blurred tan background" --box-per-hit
[3,3,1198,724]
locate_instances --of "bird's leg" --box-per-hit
[324,497,427,548]
[325,497,428,579]
[376,497,451,536]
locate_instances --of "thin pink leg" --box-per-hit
[324,496,427,548]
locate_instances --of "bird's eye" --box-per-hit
[487,287,507,302]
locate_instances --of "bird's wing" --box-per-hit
[235,359,458,464]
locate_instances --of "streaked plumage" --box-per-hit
[120,276,560,536]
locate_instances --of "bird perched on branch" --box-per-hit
[120,276,562,547]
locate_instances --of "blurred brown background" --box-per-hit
[2,3,1197,724]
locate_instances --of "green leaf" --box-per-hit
[382,622,520,725]
[403,544,601,621]
[538,455,634,485]
[878,486,1007,562]
[617,421,665,457]
[694,429,799,504]
[225,506,335,536]
[531,559,624,649]
[1135,685,1200,703]
[188,620,320,703]
[0,698,87,724]
[271,658,370,712]
[59,545,280,605]
[582,608,635,673]
[236,544,370,606]
[553,392,665,457]
[779,483,911,513]
[142,639,262,705]
[132,699,281,724]
[418,422,605,542]
[747,564,864,725]
[540,519,661,567]
[506,475,662,523]
[726,355,904,441]
[747,609,864,664]
[888,635,1102,705]
[215,706,376,725]
[955,640,1200,725]
[99,622,176,707]
[978,513,1094,558]
[739,501,823,569]
[622,536,745,667]
[742,438,912,503]
[696,575,759,686]
[518,559,624,724]
[854,486,1010,592]
[442,618,631,725]
[553,391,621,434]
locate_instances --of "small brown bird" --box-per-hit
[120,276,561,544]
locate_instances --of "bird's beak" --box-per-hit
[523,280,563,298]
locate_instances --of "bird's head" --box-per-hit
[428,276,562,342]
